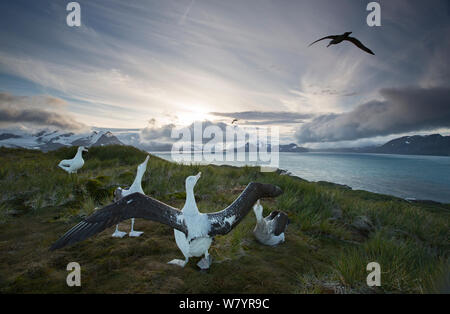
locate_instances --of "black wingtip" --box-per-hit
[265,183,283,197]
[251,182,283,198]
[49,237,70,251]
[49,241,62,251]
[274,185,283,197]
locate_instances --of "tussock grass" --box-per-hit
[0,146,448,293]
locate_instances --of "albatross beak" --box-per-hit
[195,172,202,181]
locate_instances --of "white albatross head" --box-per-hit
[185,172,201,191]
[78,146,88,153]
[113,187,123,202]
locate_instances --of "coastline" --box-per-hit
[275,168,449,206]
[152,151,450,205]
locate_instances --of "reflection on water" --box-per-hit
[152,152,450,203]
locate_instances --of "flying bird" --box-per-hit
[112,155,150,238]
[50,181,283,270]
[58,146,88,174]
[308,32,375,55]
[231,119,238,125]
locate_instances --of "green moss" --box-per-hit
[85,179,111,202]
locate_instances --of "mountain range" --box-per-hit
[0,129,449,156]
[0,130,124,152]
[311,134,450,156]
[227,134,450,156]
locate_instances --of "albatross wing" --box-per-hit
[308,35,338,47]
[270,211,290,236]
[207,182,283,237]
[58,160,72,167]
[345,37,375,55]
[50,193,187,250]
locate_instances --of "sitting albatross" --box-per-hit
[50,180,283,270]
[252,200,289,246]
[308,32,375,55]
[112,155,150,238]
[58,146,88,174]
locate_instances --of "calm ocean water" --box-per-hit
[152,152,450,204]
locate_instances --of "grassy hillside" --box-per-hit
[0,145,448,293]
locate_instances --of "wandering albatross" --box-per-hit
[111,155,150,238]
[308,32,375,55]
[58,146,88,174]
[252,200,289,246]
[50,180,283,269]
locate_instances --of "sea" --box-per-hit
[152,152,450,204]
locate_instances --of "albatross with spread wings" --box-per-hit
[50,180,283,269]
[308,32,375,55]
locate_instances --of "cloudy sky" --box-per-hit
[1,0,449,147]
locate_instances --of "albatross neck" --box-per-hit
[183,184,199,215]
[129,168,145,193]
[75,150,83,159]
[254,210,263,222]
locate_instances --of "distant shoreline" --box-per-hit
[275,168,449,206]
[148,150,450,158]
[151,151,450,205]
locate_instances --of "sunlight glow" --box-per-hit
[176,103,214,125]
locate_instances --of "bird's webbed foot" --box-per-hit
[168,258,189,267]
[112,225,127,238]
[197,254,212,270]
[129,230,144,237]
[129,218,144,237]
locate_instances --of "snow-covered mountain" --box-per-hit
[312,134,450,156]
[374,134,450,156]
[0,129,124,151]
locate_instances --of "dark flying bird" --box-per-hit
[308,32,375,55]
[231,119,238,125]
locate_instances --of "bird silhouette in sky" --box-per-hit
[308,32,375,55]
[232,119,238,125]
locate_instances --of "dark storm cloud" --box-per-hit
[210,111,314,124]
[239,119,308,126]
[423,26,450,87]
[295,86,450,143]
[0,92,85,130]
